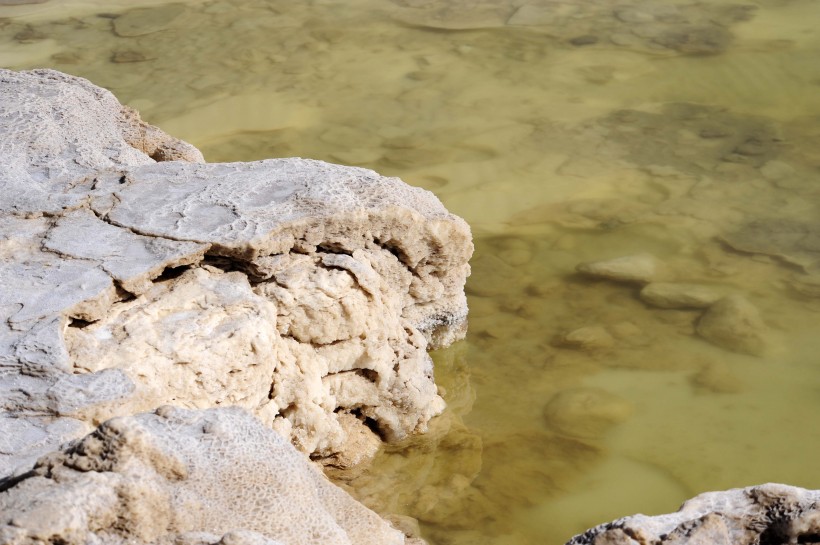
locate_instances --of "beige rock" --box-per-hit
[543,388,633,439]
[556,326,615,351]
[664,513,732,545]
[690,362,743,394]
[576,254,661,284]
[696,295,769,356]
[384,514,422,542]
[566,484,820,545]
[592,529,639,545]
[117,104,205,162]
[0,69,471,476]
[608,321,643,339]
[640,282,725,309]
[0,407,405,545]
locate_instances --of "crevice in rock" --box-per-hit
[200,255,243,273]
[88,202,205,247]
[317,243,353,256]
[0,468,39,495]
[326,368,380,383]
[349,407,384,441]
[114,285,137,303]
[152,264,192,283]
[67,318,95,330]
[759,520,792,545]
[374,237,421,278]
[278,332,353,349]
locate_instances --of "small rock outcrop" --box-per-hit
[0,407,406,545]
[0,69,472,480]
[566,484,820,545]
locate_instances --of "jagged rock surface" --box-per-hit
[566,484,820,545]
[0,406,406,545]
[0,68,472,478]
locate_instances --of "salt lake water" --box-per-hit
[2,0,819,543]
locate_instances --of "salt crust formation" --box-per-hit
[0,66,471,542]
[567,484,820,545]
[0,406,407,545]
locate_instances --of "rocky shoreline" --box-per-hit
[1,68,818,545]
[0,68,470,543]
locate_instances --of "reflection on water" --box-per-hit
[3,0,820,542]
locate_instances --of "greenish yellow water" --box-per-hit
[3,0,820,543]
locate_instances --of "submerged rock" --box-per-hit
[696,295,769,356]
[576,254,661,284]
[651,25,732,55]
[566,484,820,545]
[0,68,472,480]
[0,407,405,545]
[599,104,783,173]
[640,282,724,309]
[543,387,633,439]
[720,218,820,273]
[556,326,615,351]
[690,362,743,394]
[112,4,186,37]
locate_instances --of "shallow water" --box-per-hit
[3,0,820,543]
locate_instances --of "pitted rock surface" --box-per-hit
[0,69,472,479]
[566,484,820,545]
[0,407,406,545]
